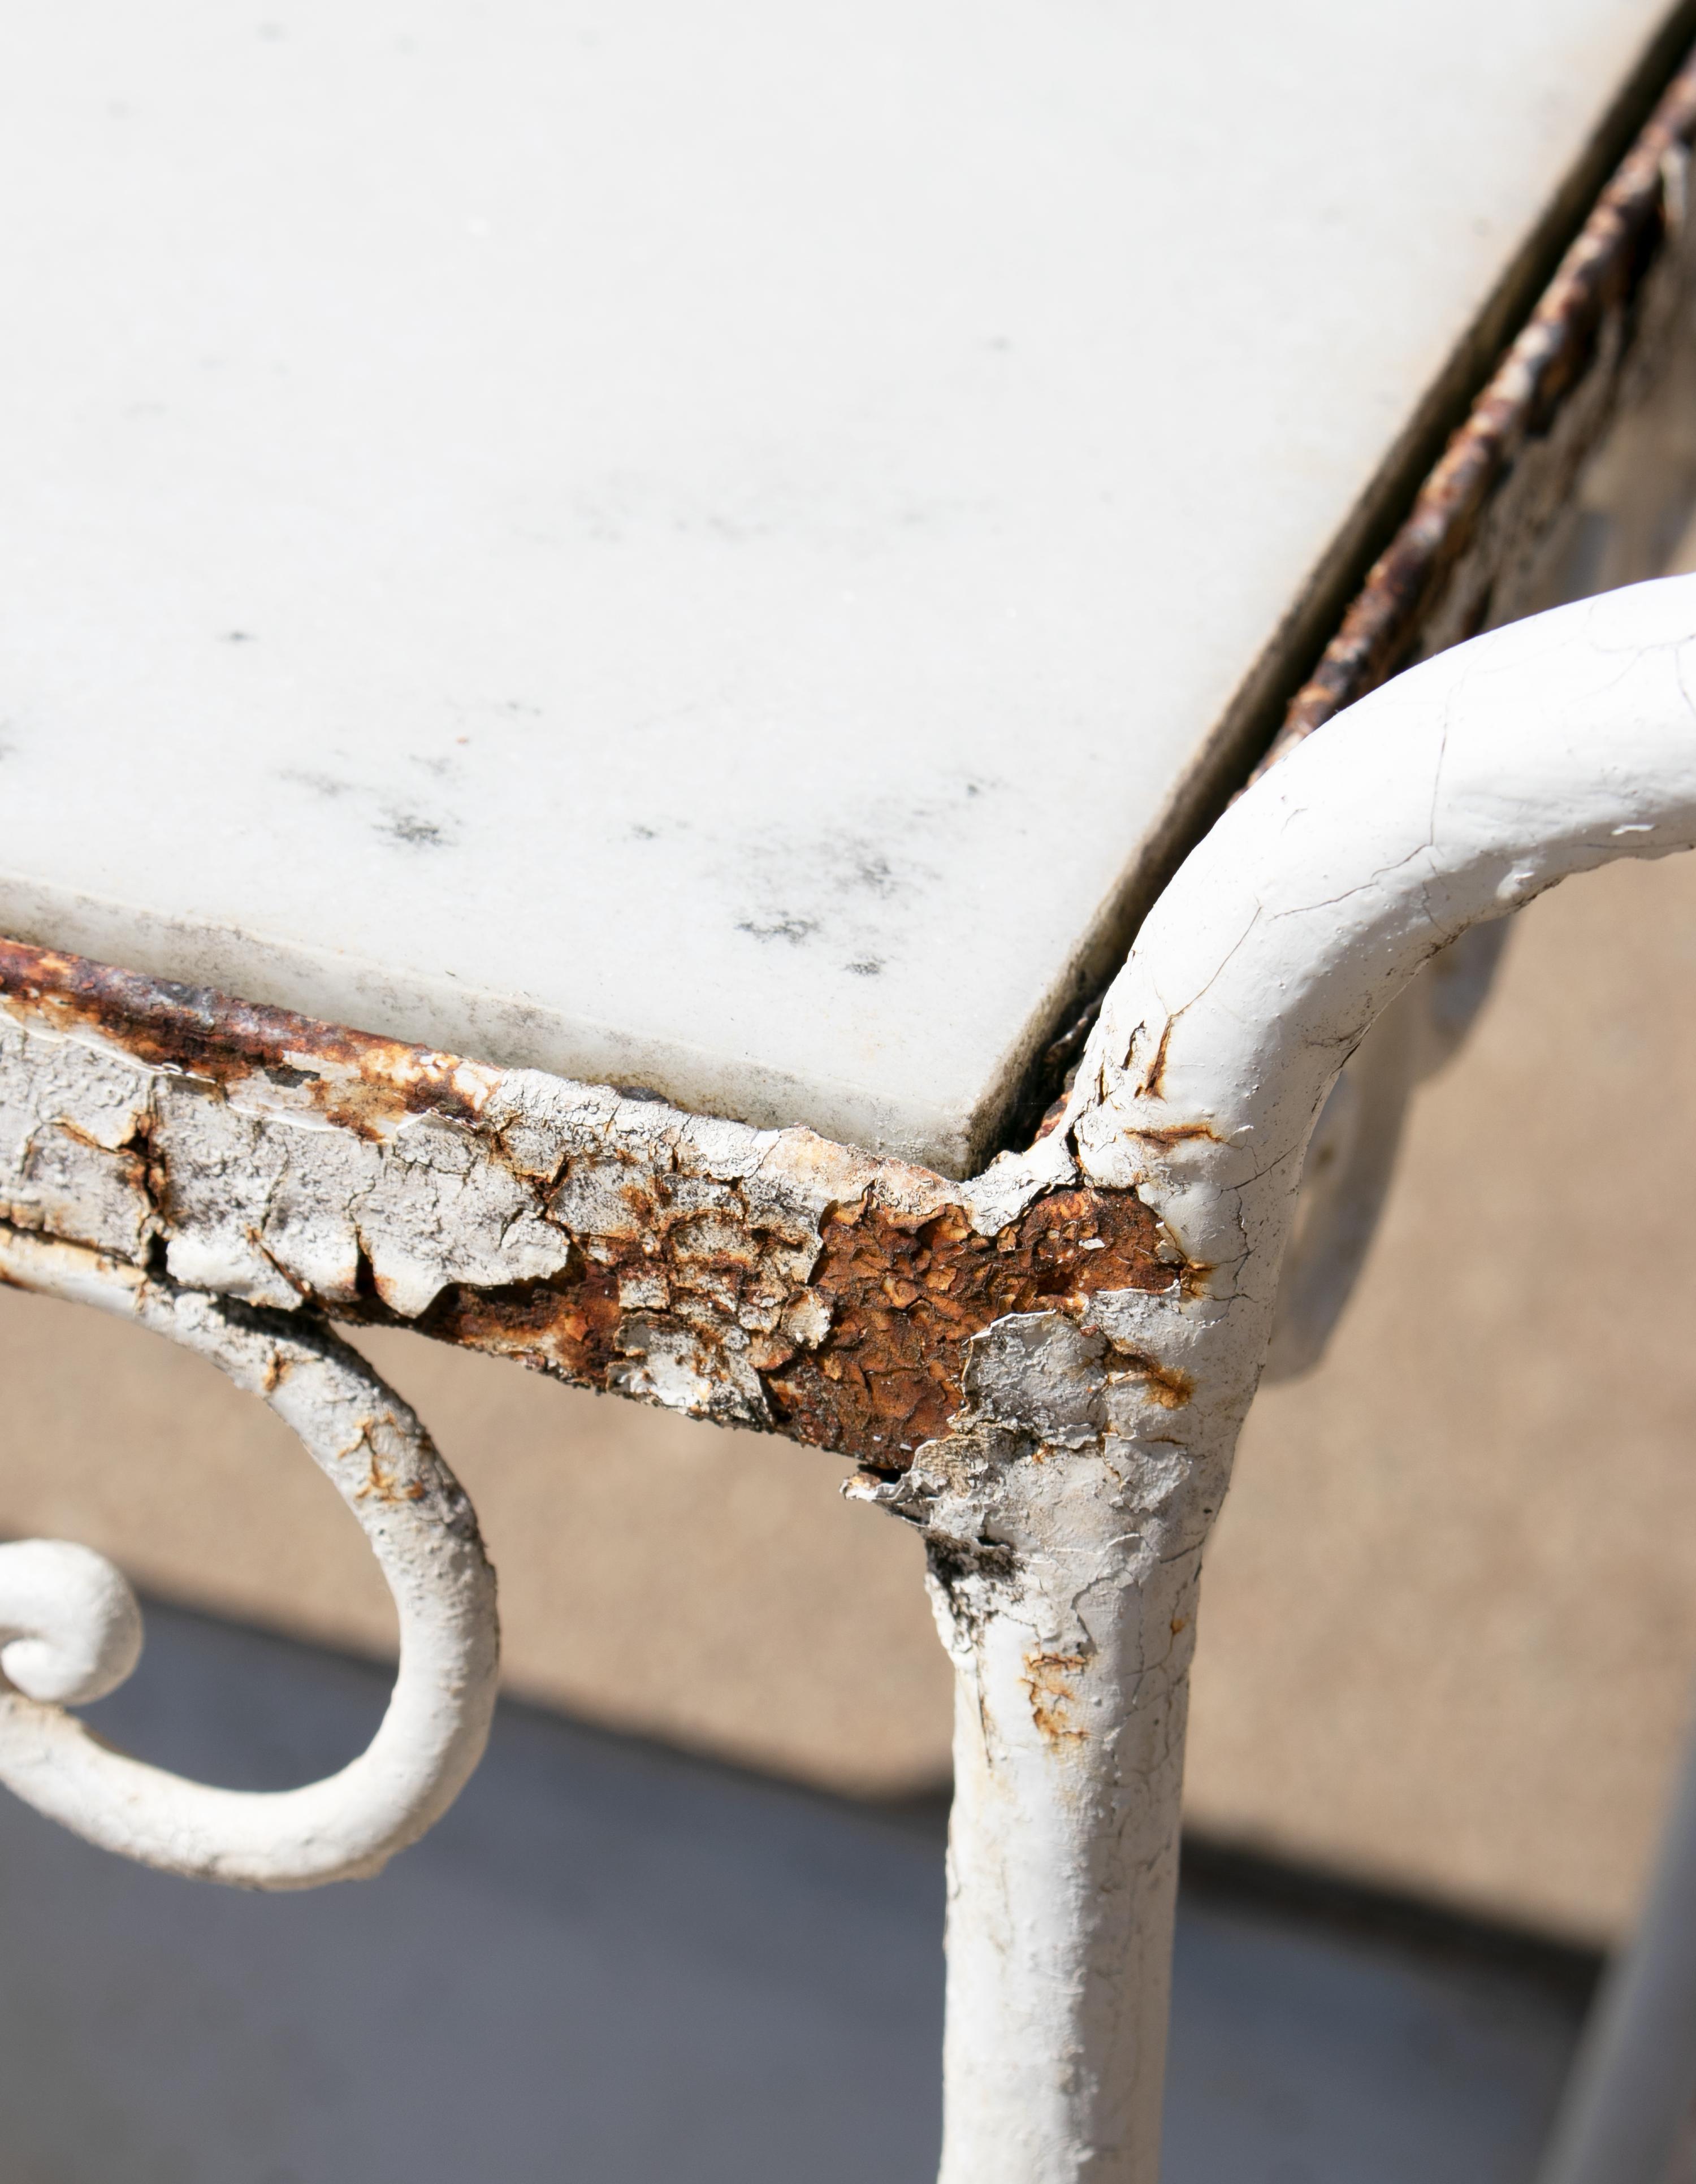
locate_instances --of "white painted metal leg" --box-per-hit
[1537,1698,1696,2184]
[923,1440,1209,2184]
[888,573,1696,2182]
[855,1293,1254,2184]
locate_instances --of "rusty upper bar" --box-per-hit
[0,938,1172,1469]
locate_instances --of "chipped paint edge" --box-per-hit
[0,938,1176,1468]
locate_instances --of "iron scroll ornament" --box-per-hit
[0,1227,498,1887]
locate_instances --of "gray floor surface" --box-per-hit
[0,1604,1593,2183]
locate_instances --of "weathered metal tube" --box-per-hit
[875,572,1696,2180]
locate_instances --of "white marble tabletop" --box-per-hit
[0,1,1677,1173]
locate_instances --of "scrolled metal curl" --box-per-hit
[0,1226,499,1888]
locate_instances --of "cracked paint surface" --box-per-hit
[0,939,1174,1465]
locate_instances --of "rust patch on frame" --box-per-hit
[1022,1650,1089,1745]
[0,937,1174,1468]
[414,1181,1166,1463]
[765,1188,1163,1461]
[0,939,499,1139]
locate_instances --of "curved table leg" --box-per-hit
[863,572,1696,2183]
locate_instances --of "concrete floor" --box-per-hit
[0,1601,1596,2184]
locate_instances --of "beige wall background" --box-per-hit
[3,818,1696,1948]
